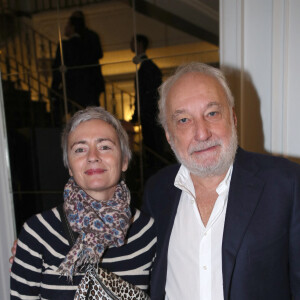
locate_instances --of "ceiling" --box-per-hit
[32,0,219,52]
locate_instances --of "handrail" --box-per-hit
[21,21,56,59]
[0,0,106,14]
[0,8,86,123]
[0,3,218,168]
[0,53,84,125]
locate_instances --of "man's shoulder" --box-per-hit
[151,163,180,177]
[140,59,161,74]
[85,28,99,39]
[235,147,300,175]
[145,164,180,188]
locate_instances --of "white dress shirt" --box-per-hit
[165,165,233,300]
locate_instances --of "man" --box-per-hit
[71,11,105,106]
[130,35,164,157]
[51,15,83,124]
[51,11,104,116]
[142,62,300,299]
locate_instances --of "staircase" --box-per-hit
[0,0,109,127]
[1,0,176,233]
[0,1,102,232]
[0,5,60,127]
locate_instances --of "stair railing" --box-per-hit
[0,5,87,124]
[1,0,107,15]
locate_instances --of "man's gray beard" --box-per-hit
[169,125,238,178]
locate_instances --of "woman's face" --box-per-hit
[67,119,128,200]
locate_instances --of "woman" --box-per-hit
[10,107,156,299]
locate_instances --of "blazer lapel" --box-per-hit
[158,186,182,253]
[222,149,265,300]
[151,167,182,299]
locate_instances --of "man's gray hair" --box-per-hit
[158,62,235,130]
[61,106,132,169]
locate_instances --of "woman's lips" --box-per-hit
[85,168,106,175]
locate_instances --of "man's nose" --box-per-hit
[194,118,212,141]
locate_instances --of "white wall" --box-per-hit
[0,74,16,299]
[220,0,300,161]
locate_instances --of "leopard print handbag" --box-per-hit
[74,265,150,300]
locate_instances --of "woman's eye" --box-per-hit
[75,148,85,153]
[100,145,111,150]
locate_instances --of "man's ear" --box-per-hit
[165,130,171,144]
[232,108,237,127]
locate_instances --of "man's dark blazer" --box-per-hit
[142,147,300,300]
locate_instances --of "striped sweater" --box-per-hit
[10,206,156,299]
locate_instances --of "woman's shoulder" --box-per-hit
[127,208,155,236]
[120,207,157,251]
[102,207,156,272]
[18,206,65,248]
[132,207,154,221]
[101,208,156,291]
[17,205,69,258]
[24,206,62,228]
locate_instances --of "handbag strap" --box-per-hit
[57,203,79,246]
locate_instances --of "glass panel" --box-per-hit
[0,0,219,233]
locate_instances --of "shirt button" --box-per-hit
[203,266,207,270]
[204,232,207,236]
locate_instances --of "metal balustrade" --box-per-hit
[0,0,106,14]
[0,1,218,229]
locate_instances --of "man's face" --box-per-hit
[130,38,143,55]
[64,21,73,37]
[165,72,238,177]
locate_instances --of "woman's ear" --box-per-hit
[122,157,129,173]
[68,168,73,177]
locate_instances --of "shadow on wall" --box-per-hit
[223,66,265,155]
[224,66,300,165]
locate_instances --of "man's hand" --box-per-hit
[9,239,17,271]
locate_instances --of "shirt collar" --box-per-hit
[132,53,148,64]
[174,164,233,198]
[216,165,233,195]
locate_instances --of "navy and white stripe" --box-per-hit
[11,207,156,299]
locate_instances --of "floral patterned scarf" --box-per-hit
[57,177,131,278]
